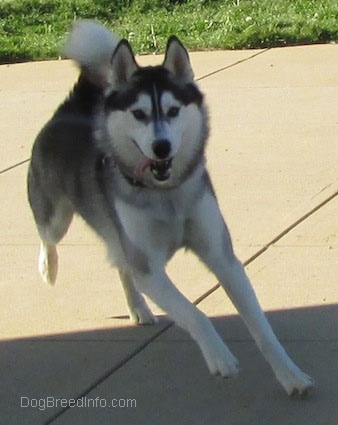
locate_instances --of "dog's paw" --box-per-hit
[277,366,314,398]
[204,341,240,378]
[129,304,158,325]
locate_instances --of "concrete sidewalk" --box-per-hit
[0,45,337,424]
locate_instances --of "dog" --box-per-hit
[27,20,313,396]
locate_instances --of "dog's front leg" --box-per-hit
[187,188,314,396]
[132,268,239,378]
[118,268,158,325]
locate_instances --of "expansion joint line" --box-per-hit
[45,188,337,424]
[2,49,270,176]
[196,48,271,82]
[0,158,30,175]
[193,189,338,306]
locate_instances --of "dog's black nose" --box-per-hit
[152,139,171,159]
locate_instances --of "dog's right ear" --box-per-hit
[110,40,139,88]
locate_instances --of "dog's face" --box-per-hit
[99,37,208,188]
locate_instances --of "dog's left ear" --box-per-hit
[163,36,194,83]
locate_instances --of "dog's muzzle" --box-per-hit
[150,139,172,181]
[134,139,173,182]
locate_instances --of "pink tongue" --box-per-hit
[134,157,154,179]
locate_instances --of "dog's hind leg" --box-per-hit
[35,199,74,285]
[119,268,158,325]
[37,202,74,285]
[38,241,58,285]
[28,169,74,285]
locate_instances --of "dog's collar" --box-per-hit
[99,154,147,189]
[120,172,147,188]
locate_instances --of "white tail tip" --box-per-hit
[62,20,119,86]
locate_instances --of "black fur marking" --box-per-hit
[104,66,203,113]
[56,75,103,118]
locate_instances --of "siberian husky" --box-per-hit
[27,20,313,396]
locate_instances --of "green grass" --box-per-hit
[0,0,337,63]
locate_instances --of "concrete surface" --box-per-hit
[0,44,337,424]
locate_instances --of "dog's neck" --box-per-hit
[120,171,147,188]
[98,154,147,189]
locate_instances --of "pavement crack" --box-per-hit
[1,50,271,176]
[311,182,333,199]
[0,158,30,175]
[43,188,337,423]
[44,322,173,424]
[196,48,271,82]
[193,188,338,306]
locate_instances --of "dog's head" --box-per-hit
[97,36,209,188]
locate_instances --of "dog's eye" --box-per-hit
[167,106,180,119]
[132,109,147,121]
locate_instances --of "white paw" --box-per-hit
[38,243,58,285]
[277,366,314,397]
[129,304,158,325]
[203,340,240,378]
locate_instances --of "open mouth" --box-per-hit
[150,159,172,181]
[134,156,172,182]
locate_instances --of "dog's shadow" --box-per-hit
[3,304,338,424]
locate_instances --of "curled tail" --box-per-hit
[63,20,120,88]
